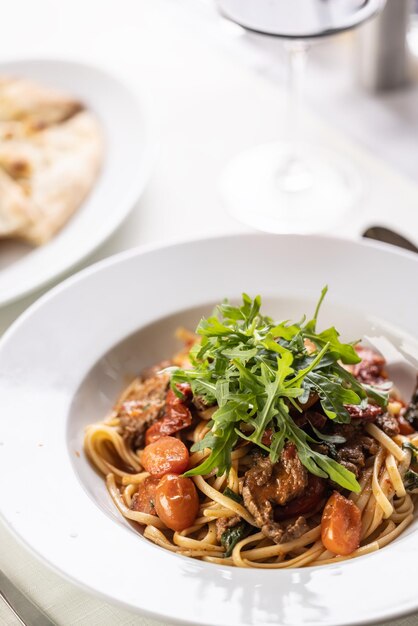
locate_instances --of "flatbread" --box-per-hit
[0,168,35,236]
[0,77,82,127]
[0,77,103,245]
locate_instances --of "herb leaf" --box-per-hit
[403,441,418,461]
[404,384,418,424]
[404,469,418,491]
[221,522,252,557]
[223,487,243,505]
[309,422,346,444]
[174,292,380,493]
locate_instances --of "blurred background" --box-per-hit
[1,0,418,321]
[1,0,418,245]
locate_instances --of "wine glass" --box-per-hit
[217,0,386,234]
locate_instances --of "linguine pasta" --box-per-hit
[84,368,417,568]
[84,295,418,568]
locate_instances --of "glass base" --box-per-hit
[219,142,363,234]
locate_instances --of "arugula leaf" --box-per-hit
[315,455,360,491]
[269,427,287,463]
[362,383,390,409]
[221,345,258,361]
[197,317,241,338]
[309,327,360,365]
[185,423,238,477]
[304,286,328,333]
[270,322,301,341]
[303,371,360,422]
[177,292,373,492]
[288,421,360,492]
[309,422,346,444]
[190,430,218,453]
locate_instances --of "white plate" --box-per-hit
[1,233,418,626]
[0,58,156,306]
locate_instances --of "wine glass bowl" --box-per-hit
[217,0,385,39]
[216,0,385,234]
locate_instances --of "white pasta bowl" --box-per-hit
[0,233,417,626]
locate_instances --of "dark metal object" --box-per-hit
[355,0,410,91]
[0,569,56,626]
[362,225,418,253]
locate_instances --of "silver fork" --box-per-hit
[0,569,56,626]
[362,225,418,254]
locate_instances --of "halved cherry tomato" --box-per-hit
[398,416,415,436]
[155,474,199,531]
[321,491,361,556]
[141,436,189,477]
[131,476,160,515]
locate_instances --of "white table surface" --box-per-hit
[1,1,418,624]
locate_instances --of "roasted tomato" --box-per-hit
[261,428,273,447]
[145,384,192,445]
[172,383,192,400]
[351,346,386,384]
[155,474,199,531]
[130,476,160,515]
[345,403,383,421]
[141,436,189,477]
[398,416,415,436]
[321,491,361,556]
[274,474,326,521]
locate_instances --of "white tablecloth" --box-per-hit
[1,1,418,624]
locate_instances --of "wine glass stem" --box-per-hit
[284,40,308,148]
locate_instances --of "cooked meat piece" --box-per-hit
[118,372,170,449]
[350,346,386,384]
[312,443,330,456]
[298,393,320,411]
[242,444,308,543]
[375,412,400,437]
[329,421,360,440]
[358,435,379,455]
[244,451,273,488]
[336,442,365,478]
[215,515,241,542]
[293,411,327,430]
[274,475,327,520]
[345,403,383,421]
[336,435,379,478]
[338,460,359,477]
[263,516,309,544]
[246,444,307,506]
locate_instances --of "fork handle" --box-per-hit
[0,569,56,626]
